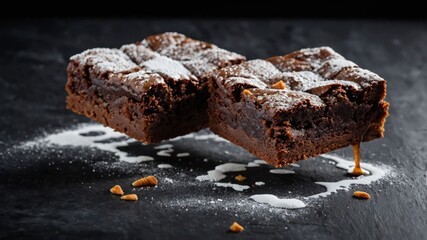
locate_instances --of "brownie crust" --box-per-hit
[66,33,245,143]
[208,47,389,166]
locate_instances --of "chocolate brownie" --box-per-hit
[208,47,389,166]
[66,33,245,143]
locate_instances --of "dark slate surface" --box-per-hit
[0,19,426,240]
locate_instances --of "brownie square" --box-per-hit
[66,33,245,143]
[208,47,389,166]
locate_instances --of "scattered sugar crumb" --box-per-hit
[154,144,173,149]
[255,181,265,186]
[164,178,174,183]
[177,152,190,157]
[247,162,260,167]
[158,164,173,169]
[270,169,295,174]
[215,183,250,191]
[253,160,269,165]
[250,194,306,209]
[157,149,174,157]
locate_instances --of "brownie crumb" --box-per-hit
[121,194,138,201]
[229,222,244,233]
[242,89,253,95]
[272,80,286,89]
[353,191,371,199]
[235,175,247,182]
[110,185,124,196]
[132,176,158,187]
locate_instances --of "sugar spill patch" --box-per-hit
[20,123,391,211]
[250,194,306,209]
[24,124,153,163]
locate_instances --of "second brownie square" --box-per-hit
[208,47,389,166]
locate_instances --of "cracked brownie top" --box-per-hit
[213,47,387,114]
[68,32,246,98]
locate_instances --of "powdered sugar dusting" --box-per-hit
[318,58,357,78]
[255,181,265,186]
[138,32,245,78]
[19,124,391,214]
[164,178,174,183]
[253,160,269,165]
[196,163,246,182]
[215,163,247,172]
[194,134,229,142]
[196,170,226,182]
[218,46,385,115]
[158,164,173,169]
[215,183,250,191]
[120,43,159,64]
[154,144,173,149]
[270,169,295,174]
[219,59,282,84]
[250,88,325,112]
[142,55,194,80]
[250,194,306,209]
[70,33,245,103]
[70,48,137,76]
[157,149,174,157]
[183,48,245,77]
[283,71,361,92]
[176,152,190,157]
[247,162,261,167]
[309,154,388,199]
[223,76,268,92]
[25,124,153,163]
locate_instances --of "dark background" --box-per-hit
[2,1,427,19]
[0,11,427,240]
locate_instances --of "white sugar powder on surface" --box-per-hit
[142,55,193,80]
[253,160,269,165]
[176,153,190,157]
[196,163,246,182]
[194,134,229,142]
[215,163,246,172]
[250,194,306,209]
[196,170,226,182]
[164,178,174,183]
[25,124,153,163]
[158,164,173,169]
[20,123,391,212]
[269,169,295,174]
[215,183,250,191]
[255,181,265,186]
[157,149,174,157]
[247,162,260,167]
[308,154,388,199]
[154,144,173,149]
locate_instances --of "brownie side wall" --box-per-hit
[208,76,389,166]
[66,62,209,143]
[208,76,280,163]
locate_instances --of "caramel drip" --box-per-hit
[352,143,364,176]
